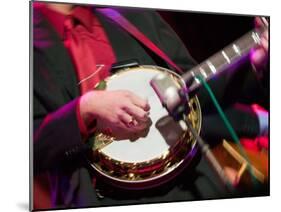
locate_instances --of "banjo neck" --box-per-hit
[184,23,268,93]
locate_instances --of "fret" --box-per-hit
[184,26,267,92]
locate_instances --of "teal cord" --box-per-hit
[195,75,258,186]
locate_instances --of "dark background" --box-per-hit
[159,11,254,62]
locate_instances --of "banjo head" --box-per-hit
[89,65,201,189]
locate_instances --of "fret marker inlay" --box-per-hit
[232,44,241,56]
[221,50,231,64]
[251,32,261,44]
[206,60,217,74]
[191,71,200,84]
[199,67,207,78]
[185,26,267,93]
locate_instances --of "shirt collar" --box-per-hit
[71,6,93,32]
[40,4,94,39]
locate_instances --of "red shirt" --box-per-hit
[39,4,116,138]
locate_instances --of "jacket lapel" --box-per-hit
[33,8,79,100]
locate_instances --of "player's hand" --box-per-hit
[250,17,268,75]
[80,90,151,140]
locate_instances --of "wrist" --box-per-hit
[79,91,96,126]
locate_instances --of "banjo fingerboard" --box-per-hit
[186,26,267,92]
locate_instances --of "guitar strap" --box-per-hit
[96,8,184,74]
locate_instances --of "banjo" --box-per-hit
[88,20,268,190]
